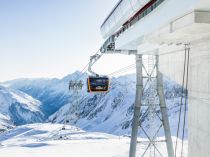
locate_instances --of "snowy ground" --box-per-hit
[0,123,188,157]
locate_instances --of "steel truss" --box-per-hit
[129,54,174,157]
[87,38,174,157]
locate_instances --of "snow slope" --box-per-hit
[0,86,44,131]
[49,75,186,137]
[49,75,136,135]
[2,72,187,138]
[0,123,188,157]
[0,114,13,133]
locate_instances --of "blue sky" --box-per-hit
[0,0,135,81]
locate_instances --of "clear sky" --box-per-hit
[0,0,135,82]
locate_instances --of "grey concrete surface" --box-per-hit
[158,39,210,157]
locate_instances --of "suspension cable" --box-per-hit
[108,64,135,77]
[174,44,188,157]
[109,67,135,77]
[181,45,190,156]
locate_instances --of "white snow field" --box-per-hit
[0,123,187,157]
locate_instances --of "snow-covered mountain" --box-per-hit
[2,71,86,117]
[0,113,13,133]
[48,75,185,137]
[0,86,44,131]
[49,75,136,135]
[2,72,186,137]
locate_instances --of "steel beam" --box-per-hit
[129,54,143,157]
[156,55,174,157]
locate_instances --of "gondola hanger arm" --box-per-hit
[88,53,103,77]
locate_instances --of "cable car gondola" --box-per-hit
[87,76,109,93]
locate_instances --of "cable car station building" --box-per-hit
[100,0,210,157]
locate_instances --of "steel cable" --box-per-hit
[174,44,188,157]
[181,46,190,157]
[108,64,135,77]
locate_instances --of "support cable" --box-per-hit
[174,44,188,157]
[181,45,190,157]
[108,64,135,77]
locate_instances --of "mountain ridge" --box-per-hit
[1,71,186,137]
[0,86,44,131]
